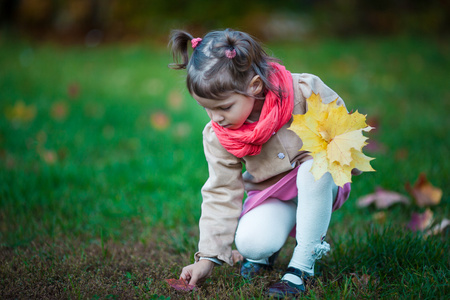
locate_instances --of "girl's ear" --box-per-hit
[248,75,263,96]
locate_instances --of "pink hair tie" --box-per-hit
[191,38,202,48]
[225,49,236,59]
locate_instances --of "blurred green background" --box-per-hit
[1,0,449,246]
[1,0,449,242]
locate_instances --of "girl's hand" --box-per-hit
[180,259,215,286]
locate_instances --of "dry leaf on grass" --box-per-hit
[5,100,36,124]
[425,218,450,237]
[168,90,184,110]
[288,92,375,187]
[165,278,196,292]
[357,187,409,209]
[406,173,442,207]
[350,273,377,287]
[50,101,69,121]
[67,82,80,99]
[365,139,387,154]
[407,208,433,231]
[150,111,170,130]
[372,211,387,224]
[38,149,58,165]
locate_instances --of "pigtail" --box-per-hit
[222,29,282,99]
[168,30,194,70]
[223,30,253,73]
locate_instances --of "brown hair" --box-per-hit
[169,28,282,100]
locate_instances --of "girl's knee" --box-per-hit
[235,228,282,260]
[235,239,279,261]
[235,198,295,260]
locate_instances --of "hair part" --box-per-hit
[169,28,282,100]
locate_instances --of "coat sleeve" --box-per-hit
[194,122,244,266]
[294,73,346,111]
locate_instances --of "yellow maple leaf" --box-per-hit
[288,92,375,187]
[4,100,36,124]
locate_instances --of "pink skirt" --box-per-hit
[240,166,351,236]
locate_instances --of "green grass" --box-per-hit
[0,34,449,299]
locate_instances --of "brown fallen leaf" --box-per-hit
[38,149,58,165]
[394,148,409,161]
[372,211,387,224]
[5,100,36,124]
[350,273,376,288]
[150,111,170,130]
[1,150,16,169]
[366,115,380,129]
[357,187,409,209]
[425,218,450,237]
[50,101,69,121]
[405,173,442,207]
[168,90,184,110]
[165,278,196,292]
[67,82,80,99]
[407,209,433,231]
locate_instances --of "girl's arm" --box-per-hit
[195,123,244,266]
[179,123,243,285]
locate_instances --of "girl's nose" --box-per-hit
[211,111,224,123]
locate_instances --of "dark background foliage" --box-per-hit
[1,0,449,45]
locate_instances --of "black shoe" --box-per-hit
[267,267,312,298]
[240,259,271,279]
[240,250,280,280]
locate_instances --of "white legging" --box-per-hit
[235,159,338,275]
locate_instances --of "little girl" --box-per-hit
[169,28,352,298]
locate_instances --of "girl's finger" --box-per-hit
[180,270,190,282]
[189,273,199,286]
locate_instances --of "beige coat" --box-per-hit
[195,73,346,266]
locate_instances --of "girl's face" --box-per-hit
[193,76,263,130]
[193,92,256,130]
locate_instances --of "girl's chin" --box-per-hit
[224,124,243,130]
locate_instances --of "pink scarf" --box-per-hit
[212,63,294,158]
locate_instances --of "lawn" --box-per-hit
[0,34,449,299]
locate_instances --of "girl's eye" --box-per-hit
[221,105,232,111]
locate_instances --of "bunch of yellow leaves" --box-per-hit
[288,92,375,187]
